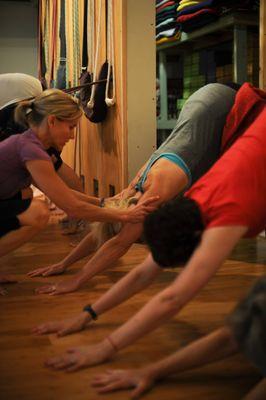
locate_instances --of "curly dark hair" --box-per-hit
[143,196,205,267]
[227,276,266,377]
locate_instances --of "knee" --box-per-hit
[33,202,50,229]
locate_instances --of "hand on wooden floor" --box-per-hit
[32,312,90,337]
[27,263,66,277]
[91,368,155,399]
[35,278,80,295]
[45,340,115,372]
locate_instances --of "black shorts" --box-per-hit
[0,192,31,237]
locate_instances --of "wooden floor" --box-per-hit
[1,223,266,400]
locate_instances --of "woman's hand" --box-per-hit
[27,262,66,277]
[32,312,90,337]
[45,340,115,372]
[35,277,80,295]
[91,368,156,398]
[123,196,159,223]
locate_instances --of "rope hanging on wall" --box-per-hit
[82,0,115,123]
[105,0,116,106]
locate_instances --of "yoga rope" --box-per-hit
[65,0,73,88]
[105,0,116,106]
[43,0,51,86]
[87,0,95,74]
[87,0,102,108]
[53,0,61,88]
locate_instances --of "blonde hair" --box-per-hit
[14,88,83,128]
[91,196,138,250]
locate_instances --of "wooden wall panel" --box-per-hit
[62,0,156,197]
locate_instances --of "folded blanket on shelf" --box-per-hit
[156,31,181,45]
[156,21,178,35]
[157,0,176,13]
[177,8,219,32]
[156,27,180,40]
[156,10,178,25]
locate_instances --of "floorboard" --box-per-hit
[1,224,265,399]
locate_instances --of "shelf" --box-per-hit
[157,118,177,130]
[156,11,259,131]
[157,12,259,52]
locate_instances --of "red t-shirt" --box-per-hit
[186,105,266,238]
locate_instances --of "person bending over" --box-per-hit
[38,83,266,372]
[0,89,154,272]
[28,82,240,295]
[91,276,266,400]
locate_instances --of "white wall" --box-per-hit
[0,1,38,76]
[126,0,156,181]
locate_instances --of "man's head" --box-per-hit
[228,276,266,377]
[144,196,204,267]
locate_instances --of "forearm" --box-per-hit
[92,254,161,316]
[145,326,238,380]
[108,285,183,350]
[60,233,97,269]
[71,190,100,206]
[76,237,133,287]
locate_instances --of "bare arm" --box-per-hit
[108,226,247,351]
[26,160,157,223]
[45,226,247,371]
[141,326,238,379]
[36,186,162,294]
[91,326,239,397]
[36,221,145,294]
[33,254,161,335]
[91,253,161,315]
[70,189,101,206]
[28,231,98,277]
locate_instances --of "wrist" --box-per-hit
[80,311,92,325]
[83,304,98,321]
[102,337,117,358]
[75,272,89,287]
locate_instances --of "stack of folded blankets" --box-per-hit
[156,0,181,45]
[176,0,221,33]
[176,0,259,33]
[156,0,259,44]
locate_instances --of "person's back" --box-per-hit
[152,83,238,184]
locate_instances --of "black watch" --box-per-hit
[83,304,98,320]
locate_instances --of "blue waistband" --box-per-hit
[135,152,192,193]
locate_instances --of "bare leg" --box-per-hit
[0,199,49,257]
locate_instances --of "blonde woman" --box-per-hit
[0,89,156,266]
